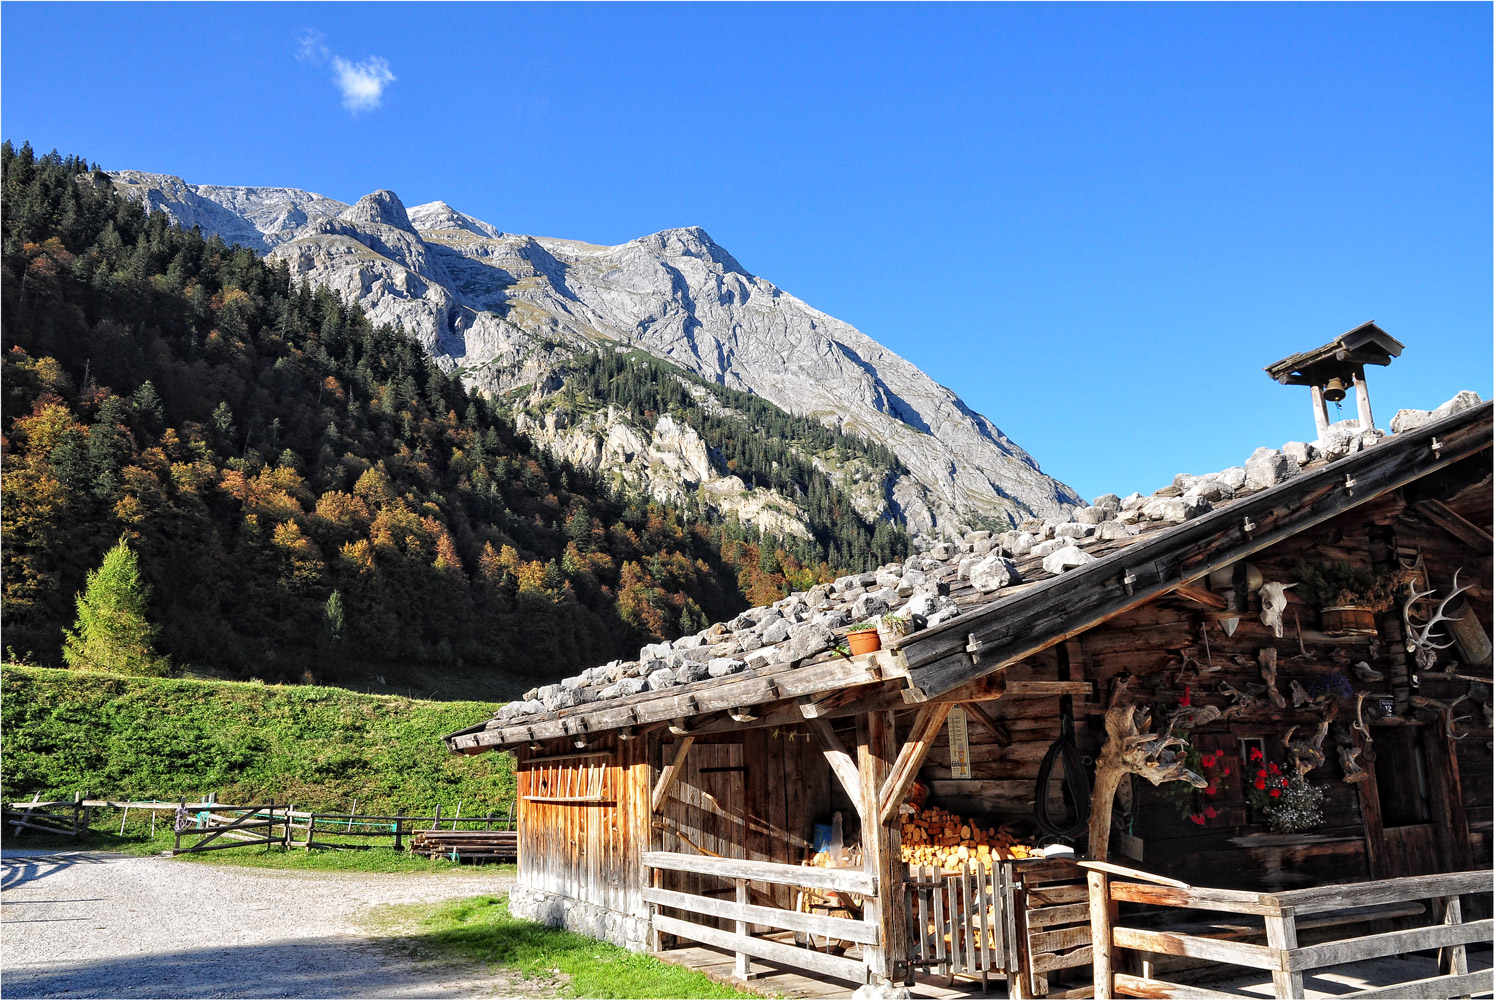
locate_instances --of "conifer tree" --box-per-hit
[61,537,171,675]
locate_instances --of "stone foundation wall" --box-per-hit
[509,884,650,952]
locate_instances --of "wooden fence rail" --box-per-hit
[1087,862,1494,1000]
[643,850,878,985]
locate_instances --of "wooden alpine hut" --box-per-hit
[446,335,1491,998]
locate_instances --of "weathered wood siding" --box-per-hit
[516,733,651,928]
[655,727,843,910]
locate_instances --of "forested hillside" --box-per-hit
[0,143,905,688]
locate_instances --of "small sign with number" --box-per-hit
[947,705,972,779]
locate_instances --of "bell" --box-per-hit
[1323,376,1348,403]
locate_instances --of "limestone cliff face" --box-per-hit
[112,172,1081,532]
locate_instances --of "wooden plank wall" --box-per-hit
[517,733,651,920]
[656,727,842,910]
[1392,505,1492,873]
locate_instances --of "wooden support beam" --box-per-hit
[960,701,1012,747]
[877,702,952,827]
[858,711,908,985]
[1174,583,1227,609]
[801,715,865,819]
[1418,499,1494,554]
[652,736,694,813]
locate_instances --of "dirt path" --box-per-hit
[1,849,525,998]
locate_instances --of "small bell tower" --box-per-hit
[1264,321,1404,437]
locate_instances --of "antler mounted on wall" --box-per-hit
[1402,568,1471,673]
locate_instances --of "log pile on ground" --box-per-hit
[409,828,517,863]
[900,803,1035,867]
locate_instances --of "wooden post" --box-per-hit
[1089,870,1114,999]
[652,736,694,812]
[174,799,183,854]
[306,812,316,850]
[73,792,83,837]
[285,805,296,848]
[432,804,442,831]
[1353,369,1375,432]
[1311,384,1331,438]
[394,809,404,851]
[267,800,275,848]
[1435,894,1469,984]
[1263,908,1303,999]
[733,877,754,981]
[858,710,909,986]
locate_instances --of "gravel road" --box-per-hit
[1,849,523,998]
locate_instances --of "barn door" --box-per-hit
[1360,722,1468,878]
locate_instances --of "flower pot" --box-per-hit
[1322,606,1378,636]
[847,630,881,655]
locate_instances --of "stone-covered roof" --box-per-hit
[446,391,1485,752]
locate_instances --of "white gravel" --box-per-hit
[1,849,523,998]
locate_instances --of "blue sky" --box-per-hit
[4,3,1489,500]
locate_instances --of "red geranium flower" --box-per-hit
[1204,806,1218,820]
[1269,788,1281,798]
[1190,814,1205,825]
[1249,748,1264,760]
[1205,785,1218,797]
[1254,778,1266,790]
[1268,763,1280,774]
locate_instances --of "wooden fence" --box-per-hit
[1088,863,1494,999]
[643,850,880,985]
[3,793,89,838]
[4,796,516,861]
[906,858,1093,998]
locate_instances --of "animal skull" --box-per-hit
[1259,581,1296,639]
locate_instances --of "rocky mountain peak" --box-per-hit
[408,200,504,238]
[339,189,414,233]
[111,169,1083,532]
[634,226,746,274]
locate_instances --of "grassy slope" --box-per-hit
[1,665,511,813]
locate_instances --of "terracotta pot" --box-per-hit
[1322,606,1378,636]
[847,630,882,655]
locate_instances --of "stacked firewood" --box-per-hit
[900,803,1035,868]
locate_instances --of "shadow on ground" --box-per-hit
[1,936,530,999]
[1,852,121,891]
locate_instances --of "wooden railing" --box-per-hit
[643,851,878,985]
[1087,864,1494,999]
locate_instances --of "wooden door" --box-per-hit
[1360,722,1469,878]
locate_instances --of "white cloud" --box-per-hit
[297,30,329,63]
[297,29,395,114]
[332,56,396,112]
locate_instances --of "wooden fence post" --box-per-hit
[73,792,83,836]
[174,799,184,854]
[284,805,295,848]
[1089,870,1114,999]
[306,812,316,851]
[394,809,404,851]
[267,800,275,849]
[734,877,753,981]
[432,804,442,831]
[1264,907,1303,999]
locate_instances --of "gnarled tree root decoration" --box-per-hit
[1088,703,1206,862]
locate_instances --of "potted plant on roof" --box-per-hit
[846,622,881,655]
[1291,560,1404,636]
